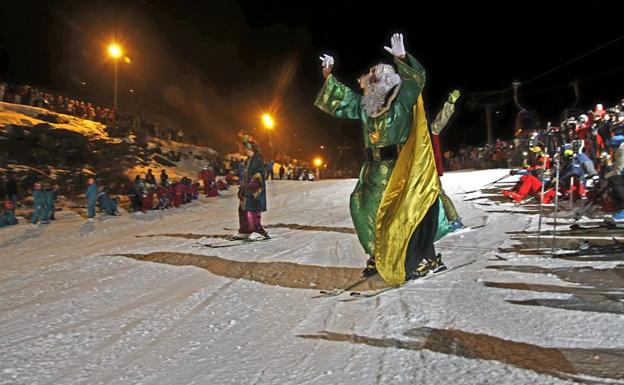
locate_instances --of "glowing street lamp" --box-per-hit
[313,157,323,180]
[107,43,124,112]
[261,113,275,158]
[107,43,123,59]
[261,113,274,129]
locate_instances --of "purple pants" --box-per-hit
[238,208,266,235]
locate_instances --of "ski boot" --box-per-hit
[612,210,624,221]
[361,258,378,278]
[407,258,433,280]
[430,253,447,273]
[232,232,250,240]
[248,231,270,241]
[502,190,524,203]
[449,218,464,232]
[407,254,446,281]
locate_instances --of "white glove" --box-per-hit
[319,54,334,69]
[383,33,406,58]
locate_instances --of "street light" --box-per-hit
[313,157,323,180]
[107,43,123,112]
[261,113,274,129]
[261,113,275,158]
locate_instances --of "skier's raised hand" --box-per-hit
[383,33,406,59]
[319,54,334,79]
[449,90,461,104]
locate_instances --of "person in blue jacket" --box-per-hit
[97,186,119,216]
[43,184,57,222]
[31,182,45,226]
[86,177,98,220]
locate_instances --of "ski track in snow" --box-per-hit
[1,170,623,385]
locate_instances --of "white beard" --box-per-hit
[360,65,401,118]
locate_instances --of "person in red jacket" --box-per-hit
[173,181,185,207]
[198,166,220,197]
[502,146,550,203]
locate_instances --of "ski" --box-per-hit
[198,237,271,248]
[499,243,624,257]
[485,209,541,215]
[509,225,624,235]
[341,259,476,301]
[569,222,624,231]
[569,218,624,228]
[314,277,373,298]
[445,224,486,237]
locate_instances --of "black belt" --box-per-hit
[365,144,403,162]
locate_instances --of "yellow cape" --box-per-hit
[374,95,440,286]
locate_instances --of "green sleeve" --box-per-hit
[431,101,456,135]
[314,74,362,120]
[394,53,426,108]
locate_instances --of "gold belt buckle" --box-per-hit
[372,147,381,161]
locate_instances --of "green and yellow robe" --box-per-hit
[314,53,449,285]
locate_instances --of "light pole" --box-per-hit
[107,43,123,111]
[261,113,275,159]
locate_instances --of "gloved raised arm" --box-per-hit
[314,54,362,119]
[385,33,426,107]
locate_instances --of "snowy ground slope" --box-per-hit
[0,102,108,138]
[1,169,623,385]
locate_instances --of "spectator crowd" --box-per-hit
[0,81,196,143]
[498,99,624,219]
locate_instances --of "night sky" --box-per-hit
[2,0,624,165]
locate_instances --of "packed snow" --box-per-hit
[0,102,109,138]
[1,169,623,385]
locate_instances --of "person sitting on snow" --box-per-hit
[97,186,119,216]
[0,200,18,227]
[216,177,229,190]
[225,170,238,186]
[541,146,594,204]
[198,166,220,197]
[156,184,172,209]
[502,146,550,203]
[160,169,169,186]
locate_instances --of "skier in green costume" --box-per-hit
[315,33,449,285]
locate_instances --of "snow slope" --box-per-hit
[1,170,623,385]
[0,102,108,138]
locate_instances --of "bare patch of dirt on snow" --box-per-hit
[117,252,388,291]
[299,327,624,383]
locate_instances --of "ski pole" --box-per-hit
[552,151,561,254]
[465,173,513,194]
[537,127,551,252]
[537,170,546,251]
[484,173,513,188]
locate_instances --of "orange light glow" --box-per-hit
[107,43,123,59]
[261,113,274,129]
